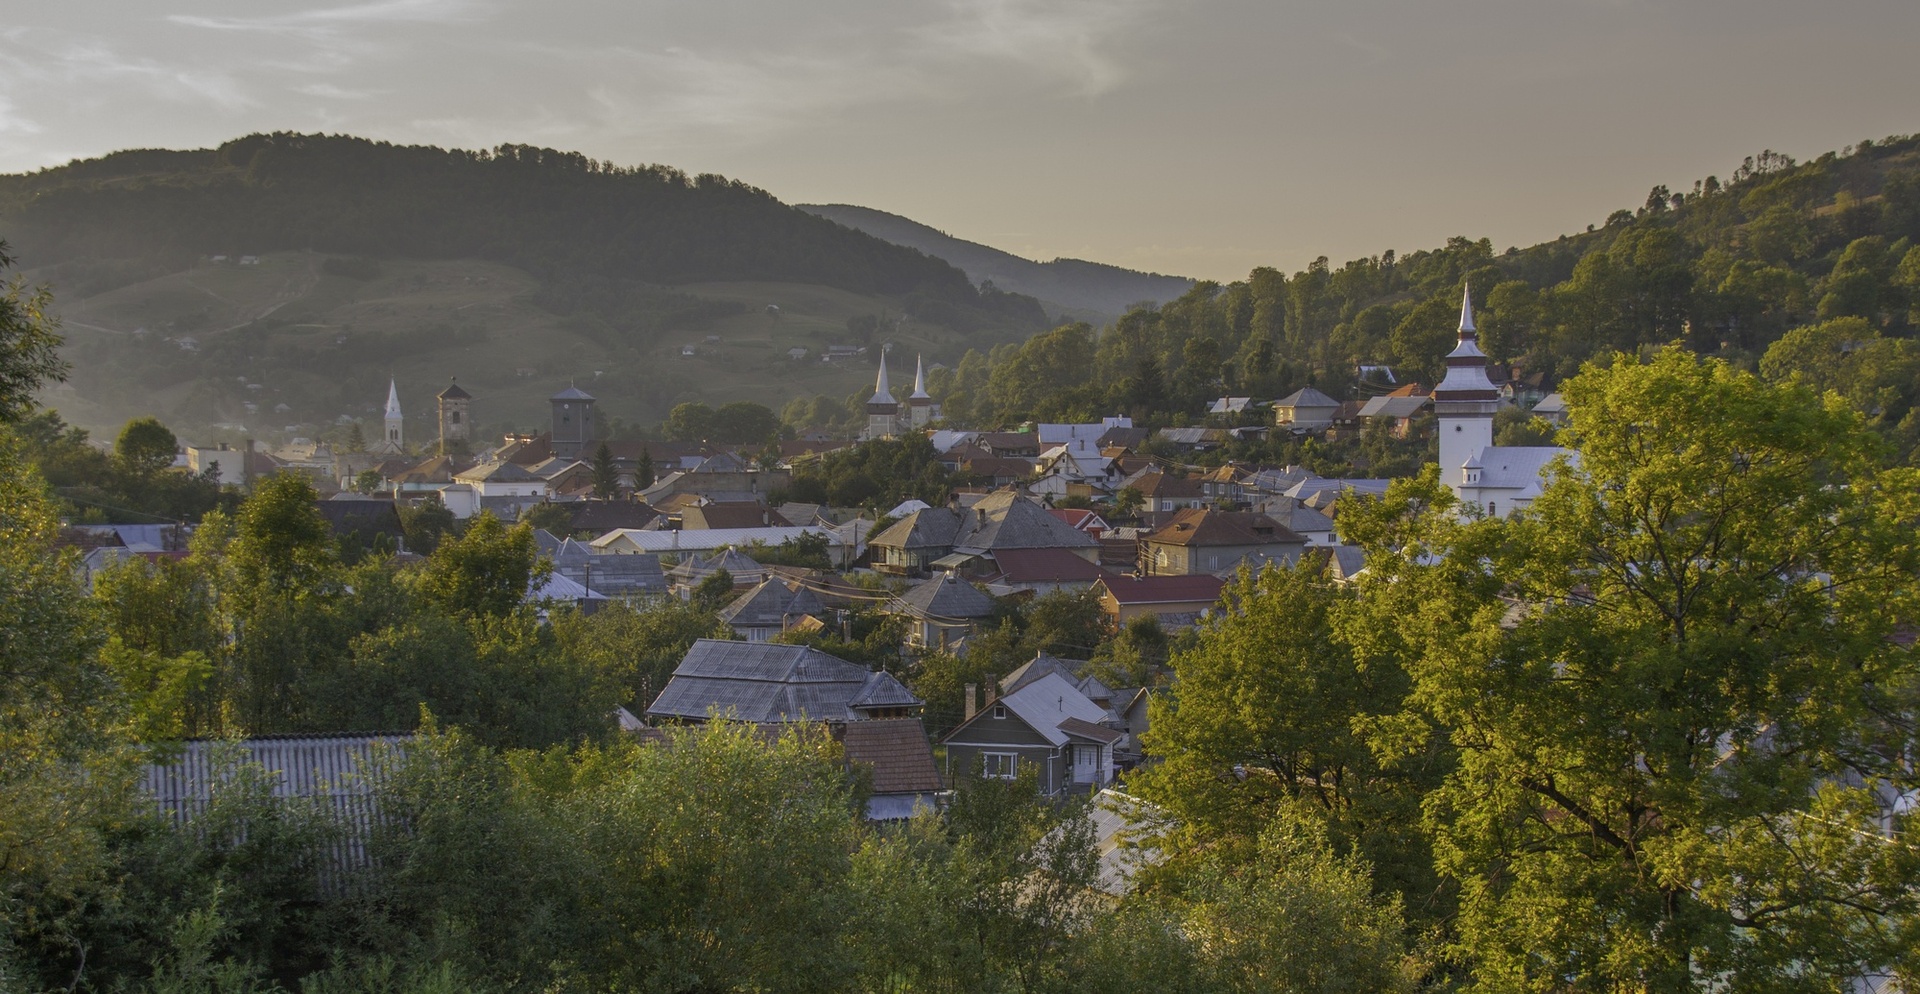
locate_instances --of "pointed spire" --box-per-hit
[868,346,897,407]
[1458,283,1477,335]
[909,354,931,401]
[385,378,402,418]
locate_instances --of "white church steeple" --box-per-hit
[1433,284,1497,492]
[382,378,404,451]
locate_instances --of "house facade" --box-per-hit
[1139,509,1307,576]
[941,672,1120,794]
[1093,574,1227,628]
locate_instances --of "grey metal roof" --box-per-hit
[647,640,918,723]
[664,548,767,583]
[951,490,1098,553]
[1357,395,1430,418]
[1000,652,1084,695]
[1284,505,1336,536]
[890,572,997,620]
[556,555,665,597]
[948,672,1112,748]
[719,578,827,628]
[551,385,596,401]
[1276,386,1339,408]
[848,670,922,710]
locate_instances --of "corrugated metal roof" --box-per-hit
[142,735,410,888]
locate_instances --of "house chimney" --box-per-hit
[975,506,986,525]
[985,677,998,704]
[965,683,978,719]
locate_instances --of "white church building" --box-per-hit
[1434,287,1570,519]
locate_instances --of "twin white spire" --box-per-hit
[869,347,897,407]
[909,354,931,401]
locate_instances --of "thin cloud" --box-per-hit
[916,0,1160,97]
[168,0,483,34]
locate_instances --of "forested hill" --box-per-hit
[911,134,1920,452]
[800,203,1194,317]
[0,134,1036,327]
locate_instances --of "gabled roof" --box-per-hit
[1058,716,1123,745]
[870,507,962,551]
[1276,386,1339,408]
[890,572,997,620]
[1095,574,1226,606]
[1047,508,1109,533]
[680,501,790,530]
[848,670,922,711]
[952,490,1099,553]
[1323,544,1368,582]
[1129,471,1204,499]
[551,384,595,401]
[1000,652,1086,696]
[454,460,542,484]
[647,640,908,723]
[990,547,1110,584]
[1464,446,1573,493]
[947,672,1112,748]
[567,501,659,533]
[663,547,766,582]
[840,718,941,794]
[1281,505,1336,535]
[1357,395,1430,418]
[1156,426,1227,446]
[719,578,827,628]
[1143,509,1304,548]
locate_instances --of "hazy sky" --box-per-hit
[3,0,1917,281]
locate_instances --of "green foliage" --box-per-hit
[1132,561,1443,917]
[514,500,571,536]
[1346,350,1920,988]
[116,416,180,477]
[781,433,956,509]
[588,441,620,499]
[396,501,454,556]
[0,242,68,422]
[689,567,735,611]
[413,513,546,619]
[551,598,730,710]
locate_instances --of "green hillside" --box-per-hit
[926,136,1920,449]
[0,134,1049,439]
[799,203,1194,318]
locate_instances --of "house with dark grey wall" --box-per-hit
[941,672,1120,794]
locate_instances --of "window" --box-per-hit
[983,752,1018,779]
[992,704,1007,720]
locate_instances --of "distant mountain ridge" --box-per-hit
[798,203,1194,317]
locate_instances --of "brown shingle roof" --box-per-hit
[1143,509,1303,548]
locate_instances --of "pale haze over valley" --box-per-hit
[3,0,1918,280]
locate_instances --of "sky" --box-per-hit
[3,0,1918,282]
